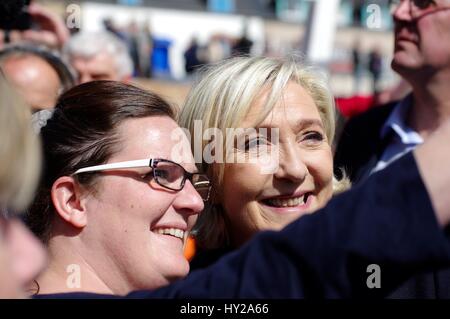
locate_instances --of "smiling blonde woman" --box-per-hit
[179,56,350,267]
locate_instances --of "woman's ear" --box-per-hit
[51,176,88,229]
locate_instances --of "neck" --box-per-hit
[407,70,450,138]
[34,235,128,296]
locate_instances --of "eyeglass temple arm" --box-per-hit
[73,159,153,175]
[193,181,211,187]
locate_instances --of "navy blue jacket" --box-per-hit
[37,153,450,299]
[334,102,397,184]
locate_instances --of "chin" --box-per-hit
[164,270,189,286]
[392,53,424,74]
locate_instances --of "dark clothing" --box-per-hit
[368,51,383,93]
[352,49,360,70]
[369,52,382,78]
[232,37,253,56]
[36,153,450,298]
[184,44,201,74]
[190,246,232,271]
[334,102,450,298]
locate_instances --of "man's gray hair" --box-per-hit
[64,31,133,79]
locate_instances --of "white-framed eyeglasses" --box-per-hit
[73,158,211,201]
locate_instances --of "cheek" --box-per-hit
[222,164,269,216]
[308,149,334,192]
[418,19,450,63]
[89,179,166,230]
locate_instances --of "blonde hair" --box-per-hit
[0,72,41,212]
[179,56,349,249]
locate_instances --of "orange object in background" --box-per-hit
[184,236,197,261]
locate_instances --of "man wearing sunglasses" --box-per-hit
[335,0,450,298]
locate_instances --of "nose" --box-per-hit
[173,180,205,216]
[392,0,413,22]
[274,141,308,184]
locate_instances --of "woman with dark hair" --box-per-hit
[27,80,210,295]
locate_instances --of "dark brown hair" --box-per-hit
[26,80,175,243]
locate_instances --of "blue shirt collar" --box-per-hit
[380,94,423,145]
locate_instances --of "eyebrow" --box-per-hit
[257,118,324,131]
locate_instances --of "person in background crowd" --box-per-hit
[232,22,253,56]
[134,22,153,78]
[184,37,203,75]
[0,2,69,50]
[368,48,383,94]
[126,22,141,77]
[335,0,450,298]
[63,32,133,84]
[351,42,362,94]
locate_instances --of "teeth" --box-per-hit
[155,228,185,239]
[266,195,308,207]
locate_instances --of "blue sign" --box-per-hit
[208,0,235,13]
[117,0,142,6]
